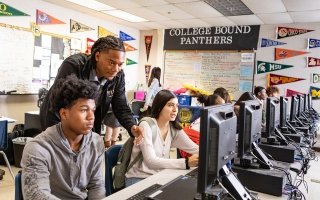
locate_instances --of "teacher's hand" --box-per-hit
[131,125,144,145]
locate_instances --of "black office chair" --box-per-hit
[0,120,14,179]
[105,145,122,196]
[130,100,146,122]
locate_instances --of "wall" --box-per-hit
[256,23,320,111]
[0,0,140,128]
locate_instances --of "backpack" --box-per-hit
[113,117,177,191]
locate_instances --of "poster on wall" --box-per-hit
[256,61,293,74]
[0,2,29,16]
[310,86,320,100]
[260,38,286,48]
[285,88,303,97]
[276,26,314,39]
[268,73,305,86]
[312,73,320,83]
[307,57,320,67]
[36,9,65,25]
[275,48,308,61]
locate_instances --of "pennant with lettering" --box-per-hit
[145,65,151,84]
[145,35,153,62]
[98,26,116,38]
[119,31,135,41]
[268,73,305,86]
[276,26,314,39]
[36,9,65,25]
[86,38,95,54]
[0,2,29,16]
[257,61,293,74]
[260,38,286,48]
[308,38,320,49]
[307,57,320,67]
[310,86,320,100]
[124,42,137,52]
[285,89,303,97]
[275,48,308,61]
[70,19,94,33]
[312,73,320,84]
[126,58,137,65]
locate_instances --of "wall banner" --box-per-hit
[163,25,260,50]
[308,57,320,67]
[256,61,293,74]
[308,38,320,49]
[285,89,303,97]
[260,38,286,48]
[268,73,305,86]
[0,2,29,16]
[276,26,314,39]
[275,48,308,61]
[310,86,320,100]
[312,73,320,83]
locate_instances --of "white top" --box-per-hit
[144,78,161,107]
[126,118,199,178]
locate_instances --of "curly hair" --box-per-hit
[90,36,125,64]
[50,74,98,113]
[266,86,279,96]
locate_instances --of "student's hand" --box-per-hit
[142,105,148,112]
[131,125,144,145]
[188,154,199,167]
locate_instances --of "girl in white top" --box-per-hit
[142,67,162,114]
[126,90,199,186]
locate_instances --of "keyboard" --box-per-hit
[185,168,198,178]
[127,183,162,200]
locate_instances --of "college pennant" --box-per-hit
[285,89,303,97]
[276,26,314,39]
[98,26,116,38]
[257,61,293,74]
[126,58,137,65]
[260,38,286,48]
[36,9,65,25]
[268,73,305,86]
[70,19,94,33]
[119,31,135,41]
[308,38,320,49]
[0,2,29,16]
[86,38,95,54]
[312,73,320,83]
[310,86,320,100]
[124,42,137,52]
[307,57,320,67]
[275,48,308,61]
[145,65,151,84]
[145,35,153,62]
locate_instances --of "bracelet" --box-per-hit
[185,157,190,170]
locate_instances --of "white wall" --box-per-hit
[256,23,320,111]
[0,0,140,128]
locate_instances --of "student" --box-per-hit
[125,90,199,186]
[21,75,105,199]
[254,86,267,102]
[197,94,225,106]
[214,87,232,103]
[103,106,121,148]
[142,67,162,115]
[266,86,280,97]
[39,36,143,143]
[234,92,256,117]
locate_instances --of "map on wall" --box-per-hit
[163,51,255,99]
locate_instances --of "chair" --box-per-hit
[15,171,23,200]
[0,120,14,179]
[105,145,122,196]
[130,100,146,122]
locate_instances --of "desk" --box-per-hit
[0,117,16,123]
[103,168,293,200]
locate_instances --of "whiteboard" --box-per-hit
[163,51,255,99]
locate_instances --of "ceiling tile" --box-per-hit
[146,4,195,20]
[201,17,236,26]
[122,7,170,21]
[228,15,264,25]
[176,18,212,28]
[137,21,168,29]
[242,0,286,13]
[290,10,320,23]
[283,0,320,11]
[130,0,169,6]
[165,0,197,3]
[157,20,188,28]
[98,0,141,9]
[258,12,293,24]
[175,1,223,18]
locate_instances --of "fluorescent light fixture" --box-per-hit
[65,0,115,11]
[102,10,148,22]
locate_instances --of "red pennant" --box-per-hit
[268,73,305,86]
[285,89,303,97]
[307,57,320,67]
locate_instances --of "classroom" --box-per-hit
[1,0,320,199]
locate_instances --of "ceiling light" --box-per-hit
[65,0,115,11]
[102,10,148,22]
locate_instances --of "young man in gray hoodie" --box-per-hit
[21,75,105,199]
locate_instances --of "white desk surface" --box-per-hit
[25,110,39,115]
[103,168,292,200]
[0,117,16,123]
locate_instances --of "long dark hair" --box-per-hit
[235,92,256,106]
[148,67,161,87]
[214,87,231,103]
[151,89,181,130]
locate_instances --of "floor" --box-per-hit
[1,132,320,199]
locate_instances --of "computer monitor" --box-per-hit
[290,95,299,122]
[303,94,307,112]
[307,94,312,110]
[265,97,280,137]
[197,104,251,199]
[280,96,288,128]
[297,94,304,117]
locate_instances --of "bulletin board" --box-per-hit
[0,23,75,94]
[163,51,255,99]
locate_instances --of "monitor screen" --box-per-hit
[265,97,280,138]
[297,94,304,117]
[280,96,288,128]
[290,95,299,122]
[237,100,262,158]
[197,103,237,194]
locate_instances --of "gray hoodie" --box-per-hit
[21,123,105,200]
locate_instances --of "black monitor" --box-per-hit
[297,94,304,117]
[280,96,288,128]
[303,94,307,112]
[307,94,312,110]
[265,97,280,137]
[197,104,251,199]
[290,95,299,122]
